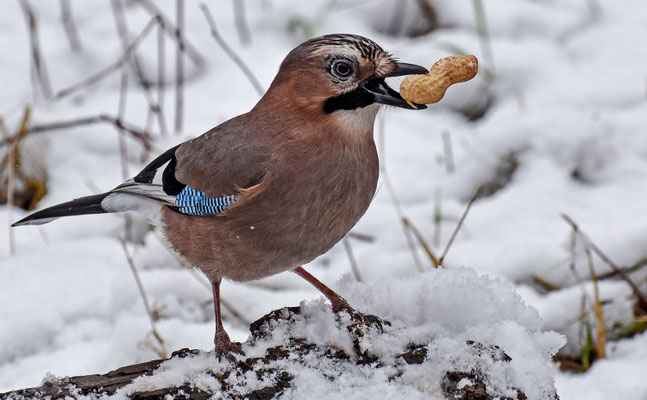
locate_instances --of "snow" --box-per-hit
[1,0,647,398]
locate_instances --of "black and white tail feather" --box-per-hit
[12,146,185,227]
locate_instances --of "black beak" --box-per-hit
[361,62,428,110]
[389,62,429,77]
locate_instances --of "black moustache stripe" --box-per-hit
[323,89,375,114]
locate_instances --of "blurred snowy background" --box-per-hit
[1,0,646,398]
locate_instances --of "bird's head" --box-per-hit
[261,34,428,127]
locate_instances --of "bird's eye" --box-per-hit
[331,60,353,79]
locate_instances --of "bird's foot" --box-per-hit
[215,331,244,360]
[331,297,355,314]
[331,298,389,333]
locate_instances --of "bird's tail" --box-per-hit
[11,193,111,227]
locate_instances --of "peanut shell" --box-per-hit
[400,55,478,108]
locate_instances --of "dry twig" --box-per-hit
[598,257,647,281]
[342,237,362,282]
[233,0,252,46]
[347,231,374,243]
[59,0,83,52]
[1,118,16,255]
[0,114,153,151]
[377,115,423,272]
[19,0,53,99]
[116,71,130,180]
[174,0,185,134]
[441,130,455,174]
[157,21,169,136]
[113,0,167,137]
[382,171,424,273]
[110,0,151,90]
[54,17,159,100]
[200,4,265,97]
[134,0,205,67]
[120,238,168,359]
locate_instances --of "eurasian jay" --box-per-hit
[13,34,427,355]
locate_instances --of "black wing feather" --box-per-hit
[12,193,110,226]
[133,144,186,196]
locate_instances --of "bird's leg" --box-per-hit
[212,279,243,356]
[293,266,354,313]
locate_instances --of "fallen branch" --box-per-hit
[0,307,534,400]
[0,356,168,399]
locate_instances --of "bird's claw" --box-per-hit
[215,331,244,360]
[331,304,388,334]
[348,312,387,333]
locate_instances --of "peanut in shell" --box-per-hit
[399,55,478,108]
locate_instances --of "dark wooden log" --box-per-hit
[0,307,539,400]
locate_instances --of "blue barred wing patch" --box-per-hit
[175,186,236,216]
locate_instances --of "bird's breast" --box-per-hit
[253,131,380,262]
[160,127,380,282]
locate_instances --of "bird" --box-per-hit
[12,33,428,356]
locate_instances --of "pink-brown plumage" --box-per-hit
[161,103,380,282]
[13,34,429,356]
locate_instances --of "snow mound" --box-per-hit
[3,268,564,399]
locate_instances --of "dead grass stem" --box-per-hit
[120,238,168,359]
[438,186,481,265]
[584,244,606,359]
[561,213,647,311]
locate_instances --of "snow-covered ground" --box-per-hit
[1,0,646,398]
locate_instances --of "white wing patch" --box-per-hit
[112,179,176,205]
[101,192,163,218]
